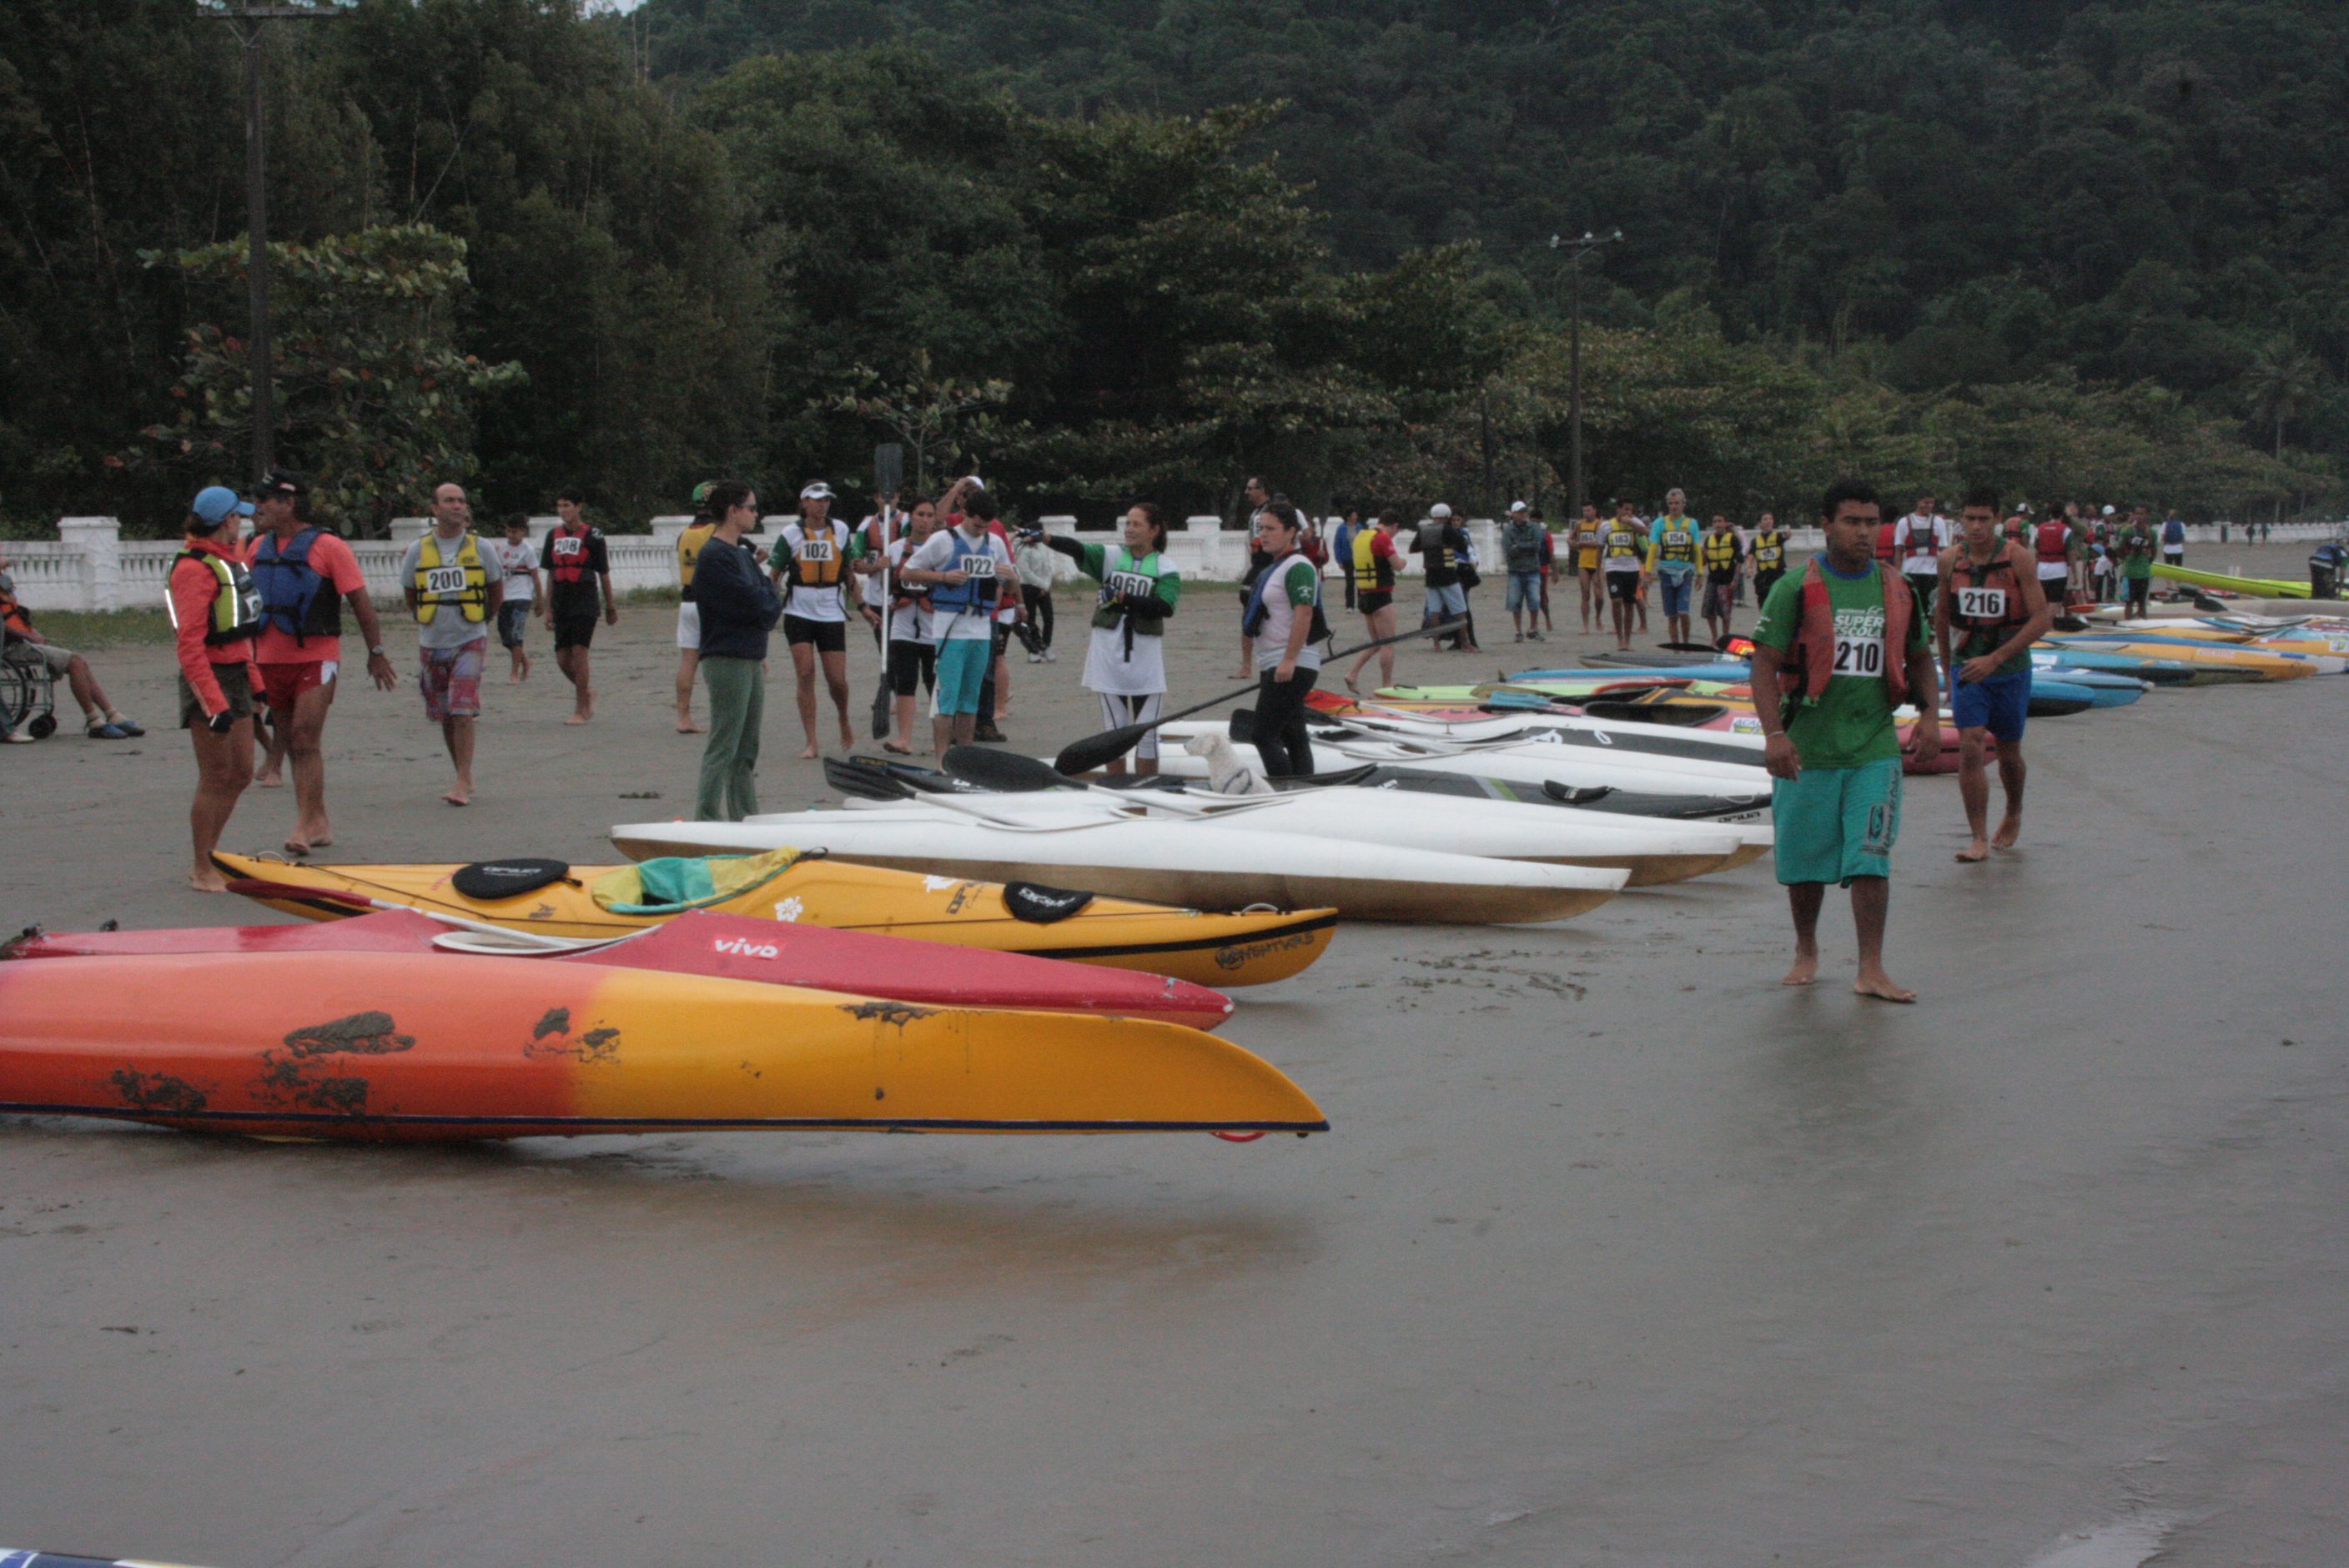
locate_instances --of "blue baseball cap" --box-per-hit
[191,485,255,526]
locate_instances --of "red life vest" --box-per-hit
[548,524,595,585]
[2035,519,2070,565]
[0,580,30,637]
[1949,545,2033,637]
[1775,556,1912,707]
[1874,521,1899,565]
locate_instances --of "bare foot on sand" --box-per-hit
[1854,967,1917,1003]
[256,772,284,789]
[883,742,915,756]
[282,835,312,857]
[1991,814,2022,850]
[1782,951,1818,987]
[676,719,706,734]
[838,725,856,750]
[1344,672,1362,696]
[566,711,590,726]
[443,784,471,807]
[189,868,231,893]
[797,745,819,761]
[1956,839,1990,862]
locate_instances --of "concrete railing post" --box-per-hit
[55,516,122,611]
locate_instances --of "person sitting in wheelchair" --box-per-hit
[1,547,144,741]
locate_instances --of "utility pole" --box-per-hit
[1549,229,1623,518]
[198,2,358,483]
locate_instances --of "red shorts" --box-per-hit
[256,660,335,711]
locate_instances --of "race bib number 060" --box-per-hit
[1831,636,1884,676]
[423,565,469,596]
[1955,586,2006,621]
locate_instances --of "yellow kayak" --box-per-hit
[1,951,1327,1140]
[213,849,1336,988]
[2047,640,2316,680]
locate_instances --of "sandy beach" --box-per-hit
[3,545,2343,1566]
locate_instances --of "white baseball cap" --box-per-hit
[1430,502,1453,519]
[800,481,834,500]
[1508,500,1529,514]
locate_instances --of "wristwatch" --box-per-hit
[369,645,387,658]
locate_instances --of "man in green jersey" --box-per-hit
[1750,480,1941,1003]
[1935,489,2053,864]
[2115,503,2156,619]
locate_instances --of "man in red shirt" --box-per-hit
[169,486,264,891]
[246,470,397,855]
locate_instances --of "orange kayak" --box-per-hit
[0,951,1325,1142]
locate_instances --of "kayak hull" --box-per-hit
[611,818,1625,925]
[211,853,1335,988]
[0,952,1325,1141]
[4,909,1237,1032]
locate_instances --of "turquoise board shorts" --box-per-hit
[1772,756,1903,886]
[934,636,991,716]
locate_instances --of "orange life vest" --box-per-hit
[1775,556,1913,706]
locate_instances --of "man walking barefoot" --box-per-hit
[541,490,616,723]
[1936,489,2052,863]
[401,481,504,806]
[245,469,397,852]
[1749,480,1940,1003]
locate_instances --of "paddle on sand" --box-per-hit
[1052,620,1464,776]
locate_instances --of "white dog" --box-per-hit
[1183,731,1273,796]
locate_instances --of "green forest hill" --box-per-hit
[3,0,2341,535]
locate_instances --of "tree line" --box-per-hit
[1,0,2336,539]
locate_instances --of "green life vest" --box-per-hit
[1091,548,1170,635]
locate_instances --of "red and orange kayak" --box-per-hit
[4,909,1235,1032]
[0,951,1325,1142]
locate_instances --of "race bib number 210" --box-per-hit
[1831,636,1884,676]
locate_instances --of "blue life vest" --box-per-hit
[927,528,1000,616]
[2161,517,2186,545]
[249,526,342,645]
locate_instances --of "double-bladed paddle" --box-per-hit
[1051,619,1464,776]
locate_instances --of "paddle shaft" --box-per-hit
[1054,619,1465,775]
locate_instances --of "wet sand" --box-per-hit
[3,555,2344,1566]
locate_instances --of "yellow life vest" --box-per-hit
[1652,519,1698,565]
[1701,531,1739,572]
[1752,530,1787,569]
[677,521,717,589]
[415,530,489,624]
[1351,527,1393,594]
[168,547,264,645]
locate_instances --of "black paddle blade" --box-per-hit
[450,857,570,901]
[943,745,1079,792]
[1227,707,1256,744]
[822,756,918,801]
[1054,724,1154,776]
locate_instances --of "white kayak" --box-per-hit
[1154,724,1773,801]
[610,807,1630,925]
[1325,706,1766,766]
[821,783,1765,887]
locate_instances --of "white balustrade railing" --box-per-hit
[6,515,2340,613]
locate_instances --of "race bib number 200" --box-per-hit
[423,565,469,596]
[1955,586,2006,621]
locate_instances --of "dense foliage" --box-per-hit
[1,0,2339,534]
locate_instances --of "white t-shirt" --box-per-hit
[777,520,852,623]
[492,539,537,606]
[855,514,900,609]
[1896,514,1950,575]
[883,536,933,645]
[1252,554,1325,673]
[904,526,1012,641]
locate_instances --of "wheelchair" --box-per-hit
[2,637,59,739]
